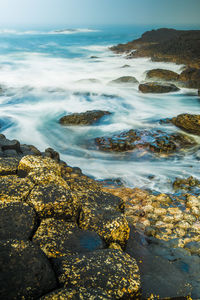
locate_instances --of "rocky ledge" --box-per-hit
[0,134,199,299]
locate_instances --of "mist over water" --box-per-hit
[0,26,199,192]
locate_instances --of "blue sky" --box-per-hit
[0,0,199,28]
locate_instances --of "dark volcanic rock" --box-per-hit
[59,110,111,126]
[172,113,200,135]
[111,28,200,68]
[41,287,113,299]
[0,202,36,240]
[0,157,19,175]
[0,240,57,299]
[139,82,179,93]
[179,67,200,88]
[27,183,80,220]
[44,148,60,162]
[146,68,179,81]
[33,218,104,258]
[95,129,196,154]
[52,249,141,299]
[109,76,138,85]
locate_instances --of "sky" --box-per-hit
[0,0,199,28]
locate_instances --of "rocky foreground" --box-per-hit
[0,134,199,299]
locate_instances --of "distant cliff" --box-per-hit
[111,28,200,68]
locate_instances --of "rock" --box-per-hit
[52,249,141,299]
[27,183,80,220]
[0,175,34,203]
[59,110,111,126]
[109,76,138,85]
[41,287,113,299]
[173,176,200,191]
[0,136,21,153]
[0,157,19,175]
[0,202,36,240]
[90,56,98,59]
[44,148,60,162]
[184,241,200,255]
[179,68,200,88]
[95,129,196,154]
[33,218,104,258]
[20,144,41,156]
[0,240,57,299]
[139,82,179,93]
[125,227,193,299]
[198,89,200,96]
[79,191,129,247]
[146,69,179,81]
[172,113,200,135]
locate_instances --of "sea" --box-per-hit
[0,25,200,192]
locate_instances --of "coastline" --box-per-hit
[0,27,200,299]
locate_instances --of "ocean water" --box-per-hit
[0,25,199,192]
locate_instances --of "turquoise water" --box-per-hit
[0,25,200,191]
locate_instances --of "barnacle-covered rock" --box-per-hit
[27,183,79,220]
[0,157,20,175]
[0,240,57,299]
[0,202,36,240]
[33,218,104,258]
[0,175,34,203]
[53,249,141,299]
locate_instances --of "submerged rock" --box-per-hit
[173,176,200,191]
[0,240,57,299]
[172,113,200,135]
[59,110,111,126]
[0,202,36,240]
[179,67,200,88]
[109,76,138,85]
[95,129,196,154]
[52,249,141,299]
[33,218,104,258]
[139,82,179,93]
[146,68,179,81]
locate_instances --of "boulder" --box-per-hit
[146,68,179,81]
[52,249,141,299]
[0,240,57,299]
[33,218,104,258]
[109,76,138,85]
[172,113,200,135]
[0,202,36,240]
[0,175,34,203]
[173,176,200,191]
[27,183,80,220]
[139,82,179,93]
[179,68,200,88]
[0,157,19,175]
[59,110,111,126]
[41,287,113,299]
[95,129,196,154]
[78,191,129,247]
[184,241,200,255]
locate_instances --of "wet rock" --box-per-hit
[125,227,193,299]
[0,202,36,240]
[109,76,138,85]
[173,176,200,191]
[0,175,34,203]
[27,183,79,220]
[79,191,129,246]
[20,144,41,156]
[33,218,104,258]
[179,67,200,88]
[95,129,196,154]
[52,249,141,299]
[0,136,21,153]
[41,287,113,300]
[0,157,19,175]
[184,241,200,255]
[172,113,200,135]
[59,110,111,126]
[0,240,57,299]
[44,148,60,162]
[139,82,179,93]
[146,68,179,81]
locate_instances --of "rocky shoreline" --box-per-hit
[0,134,199,299]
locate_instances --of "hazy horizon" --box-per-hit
[0,0,199,29]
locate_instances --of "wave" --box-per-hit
[0,28,99,35]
